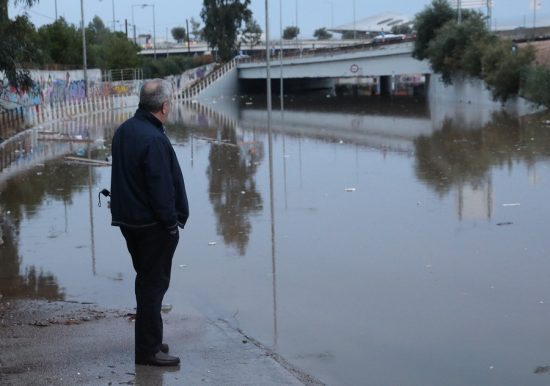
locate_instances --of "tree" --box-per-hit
[87,15,109,45]
[200,0,252,62]
[412,0,454,60]
[313,27,332,40]
[36,17,81,65]
[89,31,141,70]
[189,17,203,41]
[482,41,535,102]
[171,26,186,43]
[0,0,40,88]
[282,26,299,40]
[241,18,262,50]
[425,13,491,83]
[0,0,38,22]
[523,65,550,107]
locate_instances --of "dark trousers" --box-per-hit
[120,225,179,356]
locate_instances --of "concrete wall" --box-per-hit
[194,66,239,102]
[0,69,142,111]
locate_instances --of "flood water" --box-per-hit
[2,94,550,385]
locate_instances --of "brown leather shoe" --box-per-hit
[135,351,180,366]
[160,343,169,353]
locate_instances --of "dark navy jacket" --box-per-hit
[110,108,189,231]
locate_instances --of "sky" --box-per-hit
[8,0,550,40]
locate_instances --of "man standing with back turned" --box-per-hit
[110,79,189,366]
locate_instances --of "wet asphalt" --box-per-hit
[0,300,318,386]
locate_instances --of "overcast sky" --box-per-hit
[8,0,550,40]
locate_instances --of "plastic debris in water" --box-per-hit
[161,304,172,313]
[179,264,187,268]
[208,241,217,246]
[344,188,356,192]
[502,203,520,207]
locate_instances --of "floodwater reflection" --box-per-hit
[1,97,550,386]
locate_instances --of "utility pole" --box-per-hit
[80,0,88,97]
[186,18,191,54]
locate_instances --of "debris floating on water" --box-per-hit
[502,203,520,207]
[496,222,513,226]
[208,241,217,246]
[344,188,356,192]
[161,304,172,313]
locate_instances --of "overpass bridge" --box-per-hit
[237,41,431,79]
[180,41,433,100]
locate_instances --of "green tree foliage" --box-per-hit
[86,16,140,69]
[282,26,299,39]
[240,18,262,50]
[0,0,38,22]
[36,17,82,66]
[313,27,332,40]
[414,0,539,103]
[412,0,454,60]
[189,17,203,41]
[141,55,213,78]
[87,15,109,45]
[171,26,186,43]
[0,0,40,88]
[89,32,141,69]
[523,65,550,107]
[425,13,492,83]
[482,41,534,102]
[200,0,252,62]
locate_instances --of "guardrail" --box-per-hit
[177,59,237,101]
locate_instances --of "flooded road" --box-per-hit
[1,95,550,385]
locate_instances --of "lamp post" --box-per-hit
[80,0,88,97]
[132,3,156,59]
[131,4,139,44]
[353,0,356,40]
[111,0,115,32]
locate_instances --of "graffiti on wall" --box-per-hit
[0,69,142,111]
[166,63,215,93]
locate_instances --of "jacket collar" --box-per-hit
[134,107,165,132]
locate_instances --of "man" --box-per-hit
[110,79,189,366]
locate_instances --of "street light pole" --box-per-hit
[152,4,156,59]
[111,0,115,32]
[80,0,88,97]
[186,18,191,54]
[131,5,137,44]
[132,4,156,58]
[353,0,356,40]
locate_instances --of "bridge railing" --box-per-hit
[177,59,237,101]
[239,37,416,65]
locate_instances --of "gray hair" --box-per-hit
[139,79,172,112]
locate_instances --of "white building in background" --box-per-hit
[328,12,414,38]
